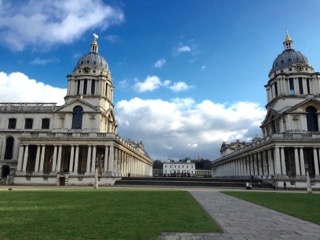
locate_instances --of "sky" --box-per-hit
[1,0,320,161]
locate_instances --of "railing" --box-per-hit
[214,132,320,164]
[0,103,57,111]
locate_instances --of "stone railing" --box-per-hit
[0,103,57,111]
[214,132,320,164]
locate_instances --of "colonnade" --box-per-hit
[16,143,152,177]
[213,145,320,179]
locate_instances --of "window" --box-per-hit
[83,79,87,94]
[72,106,83,129]
[42,118,50,129]
[25,118,33,129]
[8,118,16,129]
[4,136,14,159]
[77,80,80,95]
[307,78,311,94]
[274,82,278,97]
[91,80,95,95]
[306,106,318,131]
[298,78,303,94]
[289,78,294,94]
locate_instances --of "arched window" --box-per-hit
[72,106,83,129]
[4,136,14,159]
[306,106,319,131]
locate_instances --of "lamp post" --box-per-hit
[305,163,312,194]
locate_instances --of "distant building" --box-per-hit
[212,33,320,189]
[0,36,153,186]
[163,160,195,176]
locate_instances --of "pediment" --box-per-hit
[261,108,279,125]
[285,98,320,114]
[55,99,99,113]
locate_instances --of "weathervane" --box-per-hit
[93,33,99,40]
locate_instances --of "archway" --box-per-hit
[306,106,318,131]
[1,165,10,178]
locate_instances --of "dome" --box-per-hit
[74,52,108,70]
[73,36,108,72]
[270,49,309,74]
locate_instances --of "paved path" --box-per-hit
[159,191,320,240]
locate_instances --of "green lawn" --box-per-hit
[0,189,221,240]
[223,191,320,224]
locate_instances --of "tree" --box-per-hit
[153,160,163,169]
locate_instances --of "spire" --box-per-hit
[283,30,293,50]
[90,33,99,53]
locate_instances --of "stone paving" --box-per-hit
[159,191,320,240]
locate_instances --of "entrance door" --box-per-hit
[59,177,66,186]
[1,165,10,178]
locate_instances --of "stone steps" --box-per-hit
[115,177,273,188]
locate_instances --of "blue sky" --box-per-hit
[1,0,320,160]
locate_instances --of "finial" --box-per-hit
[283,30,293,50]
[90,33,99,53]
[285,30,292,41]
[92,33,99,44]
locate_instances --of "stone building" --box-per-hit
[163,160,195,177]
[212,33,320,189]
[0,36,153,186]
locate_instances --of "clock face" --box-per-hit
[295,65,303,72]
[84,66,90,73]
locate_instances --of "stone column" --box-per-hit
[86,146,92,175]
[39,145,46,173]
[22,145,29,173]
[91,146,96,173]
[294,147,300,176]
[274,147,282,176]
[108,146,114,176]
[17,145,25,172]
[103,146,108,173]
[34,145,41,172]
[52,145,58,172]
[300,148,306,176]
[313,148,319,177]
[114,148,118,176]
[267,149,274,176]
[74,145,79,174]
[280,147,286,176]
[56,145,62,173]
[69,145,75,173]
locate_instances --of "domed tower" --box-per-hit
[65,35,114,111]
[261,32,320,137]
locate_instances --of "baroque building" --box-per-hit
[0,36,153,186]
[212,33,320,189]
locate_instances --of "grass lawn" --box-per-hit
[223,191,320,225]
[0,189,221,240]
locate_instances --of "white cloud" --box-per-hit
[133,75,192,93]
[0,0,124,50]
[134,75,162,92]
[0,71,66,105]
[30,57,60,65]
[177,45,191,53]
[169,81,192,92]
[154,58,166,68]
[115,97,266,160]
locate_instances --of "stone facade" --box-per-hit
[0,36,153,186]
[212,33,320,189]
[163,161,195,176]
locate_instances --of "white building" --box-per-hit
[212,33,320,189]
[0,36,153,186]
[163,161,195,176]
